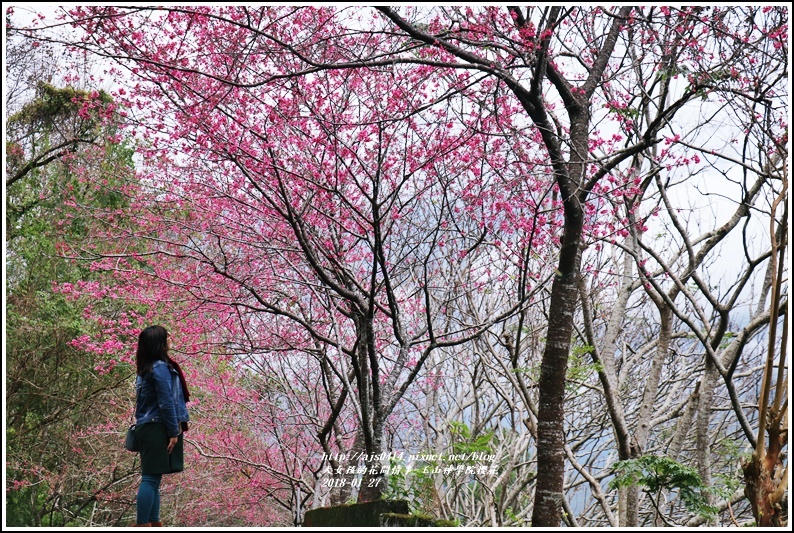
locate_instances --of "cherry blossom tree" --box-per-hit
[5,17,143,525]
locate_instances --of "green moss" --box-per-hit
[380,512,460,527]
[304,499,409,527]
[303,500,454,527]
[380,512,436,527]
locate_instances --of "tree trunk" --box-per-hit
[329,430,364,506]
[742,422,787,527]
[625,305,673,525]
[695,359,718,516]
[531,207,583,527]
[356,417,386,502]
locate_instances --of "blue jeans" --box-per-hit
[136,473,162,524]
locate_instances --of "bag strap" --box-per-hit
[131,376,141,425]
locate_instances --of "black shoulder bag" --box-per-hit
[124,382,140,452]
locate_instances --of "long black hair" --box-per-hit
[136,325,169,376]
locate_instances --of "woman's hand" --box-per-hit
[167,436,178,454]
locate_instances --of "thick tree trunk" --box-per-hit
[356,418,386,502]
[531,208,583,527]
[742,423,787,527]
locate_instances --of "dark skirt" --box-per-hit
[136,422,184,475]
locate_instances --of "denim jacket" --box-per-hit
[135,360,189,438]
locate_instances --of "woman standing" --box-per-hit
[132,325,190,527]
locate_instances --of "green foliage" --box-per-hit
[448,421,493,459]
[385,422,495,522]
[510,364,539,379]
[714,438,753,470]
[566,343,603,390]
[660,63,691,81]
[609,455,719,520]
[6,79,141,526]
[719,331,736,349]
[6,82,135,289]
[504,507,520,524]
[8,82,111,132]
[508,342,604,387]
[384,456,437,515]
[712,472,741,501]
[6,483,88,528]
[6,283,137,525]
[606,104,640,120]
